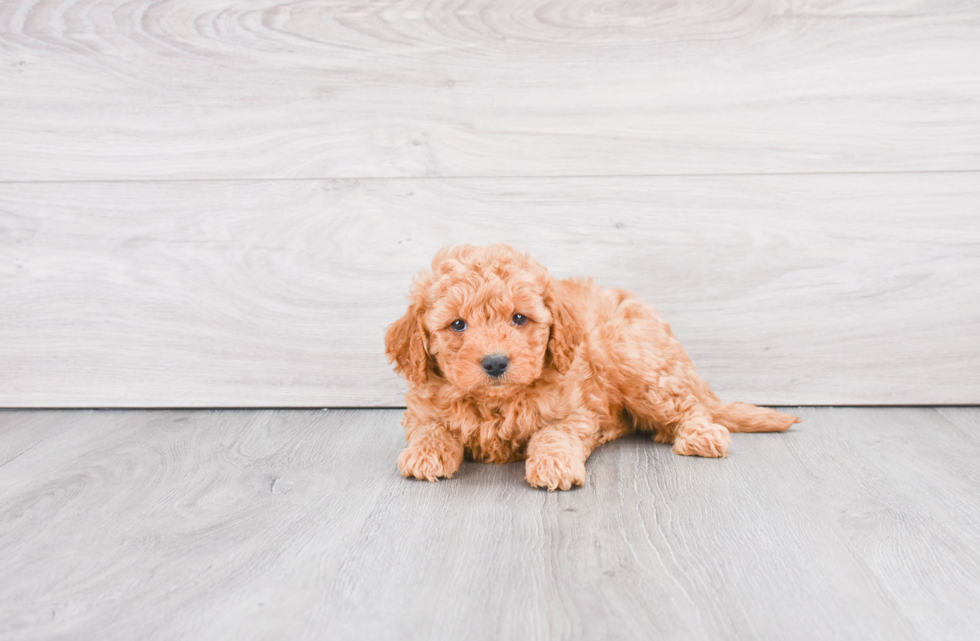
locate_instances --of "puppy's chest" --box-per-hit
[459,404,546,464]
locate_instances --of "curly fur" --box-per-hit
[385,244,801,491]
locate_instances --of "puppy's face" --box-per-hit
[425,268,552,396]
[386,245,572,398]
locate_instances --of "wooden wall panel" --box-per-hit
[1,173,977,407]
[1,0,977,406]
[0,0,978,180]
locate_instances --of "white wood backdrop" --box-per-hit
[0,0,978,406]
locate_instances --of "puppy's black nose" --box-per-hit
[481,354,509,378]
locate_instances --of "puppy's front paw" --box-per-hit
[673,423,731,458]
[525,453,587,491]
[398,442,462,482]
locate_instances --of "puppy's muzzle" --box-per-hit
[481,354,509,378]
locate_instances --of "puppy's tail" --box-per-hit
[712,402,801,433]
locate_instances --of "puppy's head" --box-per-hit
[385,244,574,397]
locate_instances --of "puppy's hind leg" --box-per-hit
[628,375,731,458]
[669,401,731,458]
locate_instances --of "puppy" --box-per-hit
[385,244,800,491]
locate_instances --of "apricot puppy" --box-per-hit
[385,244,800,491]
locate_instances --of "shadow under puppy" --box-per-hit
[385,244,800,491]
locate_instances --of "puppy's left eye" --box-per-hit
[450,319,467,332]
[512,313,528,326]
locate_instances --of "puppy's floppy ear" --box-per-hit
[385,303,429,386]
[544,283,577,374]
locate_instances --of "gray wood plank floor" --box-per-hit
[1,407,978,640]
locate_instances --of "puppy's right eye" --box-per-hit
[450,319,467,332]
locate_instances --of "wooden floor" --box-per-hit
[1,408,978,640]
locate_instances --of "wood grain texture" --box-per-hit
[1,408,979,640]
[784,407,980,641]
[1,0,978,180]
[2,173,978,407]
[0,410,82,466]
